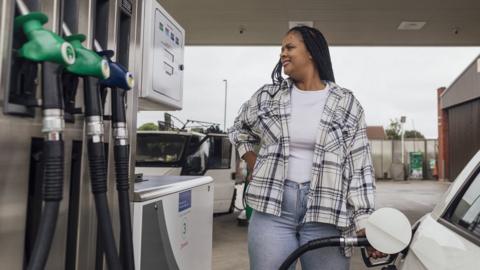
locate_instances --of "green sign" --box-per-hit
[409,152,423,179]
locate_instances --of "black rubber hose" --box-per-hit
[84,77,102,117]
[84,76,122,270]
[41,62,63,109]
[356,237,369,246]
[27,141,64,270]
[111,85,134,269]
[111,88,127,123]
[42,139,65,202]
[279,237,342,270]
[87,140,122,270]
[94,193,121,269]
[114,144,135,270]
[27,61,65,270]
[27,202,60,270]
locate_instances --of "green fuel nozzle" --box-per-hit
[64,34,110,79]
[14,12,75,65]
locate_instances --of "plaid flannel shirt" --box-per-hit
[228,79,375,256]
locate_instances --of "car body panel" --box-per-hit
[400,150,480,270]
[431,151,480,219]
[401,214,479,270]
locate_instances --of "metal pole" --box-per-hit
[412,119,416,152]
[401,124,405,164]
[400,116,406,165]
[223,79,227,132]
[400,116,406,180]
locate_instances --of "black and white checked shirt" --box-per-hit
[228,79,375,255]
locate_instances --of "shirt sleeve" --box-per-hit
[227,90,262,158]
[345,100,376,232]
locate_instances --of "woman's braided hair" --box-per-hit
[271,26,335,84]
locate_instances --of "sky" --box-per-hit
[138,46,480,138]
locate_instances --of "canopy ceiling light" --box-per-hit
[397,21,426,30]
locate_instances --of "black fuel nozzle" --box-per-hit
[98,49,136,270]
[13,4,73,270]
[60,31,122,270]
[97,50,134,124]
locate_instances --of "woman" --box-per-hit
[228,26,382,270]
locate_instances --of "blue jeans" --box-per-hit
[248,180,350,270]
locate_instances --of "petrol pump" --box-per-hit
[0,0,138,269]
[132,1,214,269]
[1,0,213,269]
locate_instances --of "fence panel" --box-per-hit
[369,139,437,180]
[370,140,383,179]
[382,140,393,179]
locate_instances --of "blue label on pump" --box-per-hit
[179,190,191,212]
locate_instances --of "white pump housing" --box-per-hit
[138,0,185,110]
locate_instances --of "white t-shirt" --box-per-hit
[287,83,330,183]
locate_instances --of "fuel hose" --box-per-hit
[13,6,74,269]
[84,76,122,270]
[99,50,135,270]
[112,88,135,270]
[278,236,369,270]
[61,30,121,270]
[27,62,65,270]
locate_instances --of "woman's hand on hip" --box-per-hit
[242,151,257,181]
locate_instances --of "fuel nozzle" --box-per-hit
[279,208,413,270]
[97,50,135,270]
[14,12,75,65]
[98,50,134,90]
[62,33,122,270]
[64,34,110,79]
[14,8,72,270]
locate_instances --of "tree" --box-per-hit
[404,130,425,139]
[385,119,426,140]
[385,118,402,140]
[138,122,158,131]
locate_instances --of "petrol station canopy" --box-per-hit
[159,0,480,46]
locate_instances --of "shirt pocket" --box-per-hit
[256,106,282,146]
[324,120,346,159]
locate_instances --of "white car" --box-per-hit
[399,150,480,270]
[135,130,239,214]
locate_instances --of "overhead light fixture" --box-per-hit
[397,21,426,30]
[289,21,314,29]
